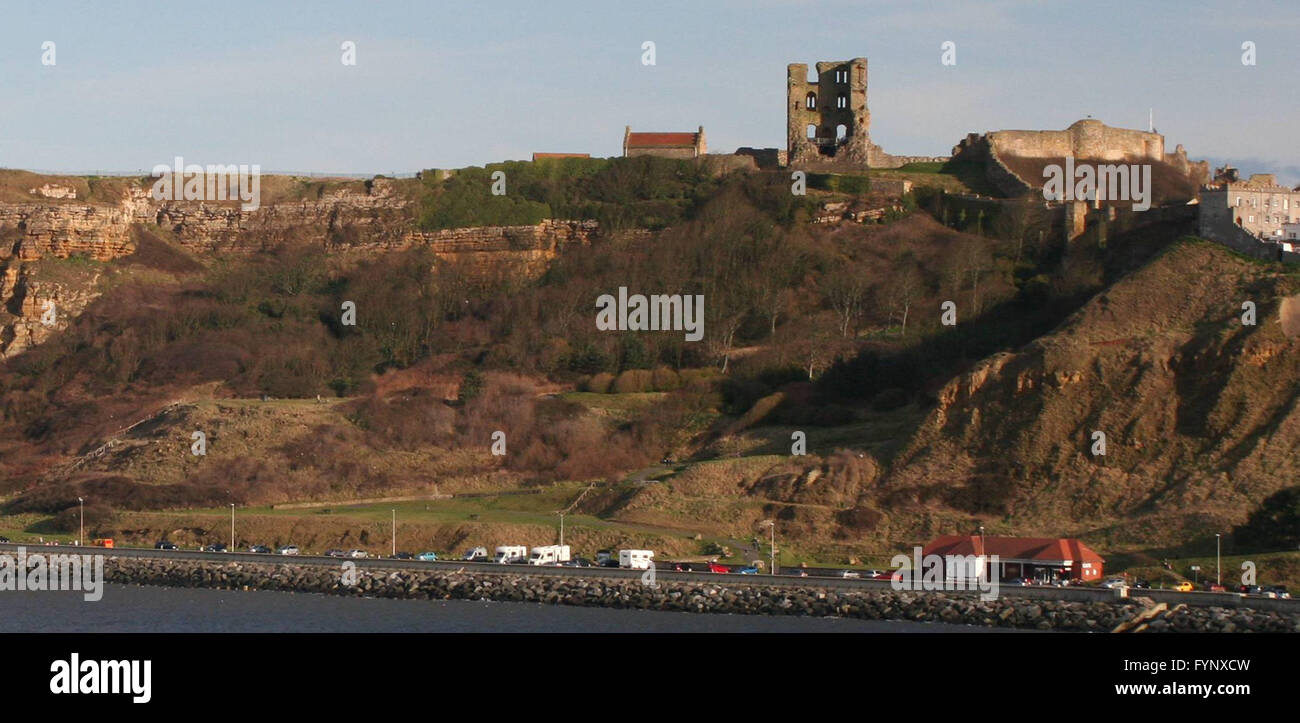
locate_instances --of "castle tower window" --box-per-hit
[836,94,847,109]
[836,124,847,141]
[807,124,816,140]
[806,92,817,110]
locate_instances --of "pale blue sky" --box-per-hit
[1,0,1297,182]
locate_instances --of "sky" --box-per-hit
[1,0,1297,182]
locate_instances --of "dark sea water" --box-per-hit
[0,584,1008,633]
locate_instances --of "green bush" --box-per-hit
[650,367,681,391]
[586,372,615,394]
[612,369,653,393]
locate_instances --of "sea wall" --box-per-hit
[101,556,1300,632]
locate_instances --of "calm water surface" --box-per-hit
[0,584,1014,633]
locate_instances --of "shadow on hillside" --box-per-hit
[816,215,1197,467]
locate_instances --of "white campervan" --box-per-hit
[618,549,654,569]
[493,545,528,564]
[528,545,572,566]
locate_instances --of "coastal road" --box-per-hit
[4,542,1298,612]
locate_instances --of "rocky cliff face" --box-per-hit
[0,175,599,357]
[0,178,413,261]
[879,241,1300,546]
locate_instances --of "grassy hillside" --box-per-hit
[5,157,1298,572]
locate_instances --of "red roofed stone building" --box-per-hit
[922,535,1105,583]
[622,126,707,159]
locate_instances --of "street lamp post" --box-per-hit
[229,503,235,550]
[979,525,986,580]
[77,497,84,546]
[558,511,565,547]
[391,509,396,557]
[1216,533,1222,587]
[764,520,776,575]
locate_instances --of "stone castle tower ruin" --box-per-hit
[787,58,870,168]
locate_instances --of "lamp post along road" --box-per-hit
[78,497,84,546]
[764,520,776,575]
[392,509,396,557]
[1216,533,1222,586]
[230,504,235,550]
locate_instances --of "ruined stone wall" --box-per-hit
[787,58,870,167]
[866,152,951,169]
[987,119,1164,162]
[948,134,1031,197]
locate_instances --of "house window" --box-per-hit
[1236,197,1241,206]
[805,92,817,110]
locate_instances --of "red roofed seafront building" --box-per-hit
[921,535,1105,584]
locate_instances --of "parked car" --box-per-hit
[0,536,10,543]
[737,566,759,575]
[839,570,861,579]
[461,547,488,562]
[202,542,228,553]
[1101,577,1128,589]
[1172,581,1194,592]
[1132,579,1150,589]
[347,549,368,558]
[416,552,439,561]
[155,541,178,550]
[560,557,593,567]
[277,545,300,556]
[248,545,271,554]
[707,562,730,574]
[1004,578,1032,586]
[1205,583,1227,592]
[324,549,345,557]
[391,552,414,560]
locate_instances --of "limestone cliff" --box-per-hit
[0,173,599,357]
